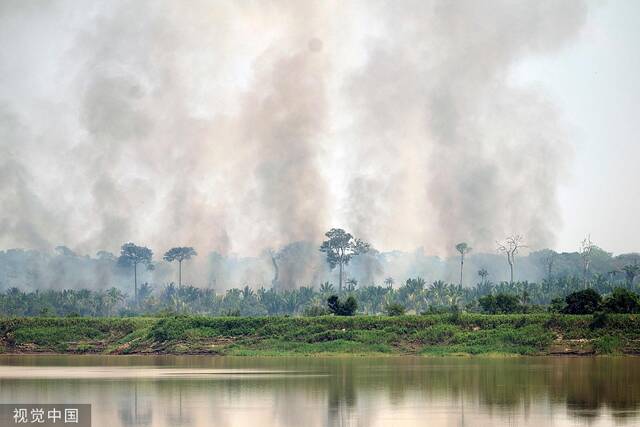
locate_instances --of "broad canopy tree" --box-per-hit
[319,228,370,291]
[163,247,197,286]
[118,242,153,305]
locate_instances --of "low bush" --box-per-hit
[416,324,458,345]
[603,288,640,313]
[548,298,565,313]
[479,294,521,314]
[303,305,330,317]
[593,335,621,354]
[384,303,406,316]
[327,295,358,316]
[562,289,601,314]
[590,311,609,329]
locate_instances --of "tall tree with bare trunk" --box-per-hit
[267,248,280,291]
[118,242,153,305]
[455,242,472,286]
[497,235,526,284]
[163,247,197,286]
[580,235,595,288]
[319,228,369,292]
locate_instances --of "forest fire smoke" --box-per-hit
[0,1,587,288]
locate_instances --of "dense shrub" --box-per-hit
[548,297,565,313]
[448,305,461,323]
[479,294,521,314]
[150,316,190,341]
[496,294,521,313]
[603,288,640,313]
[593,335,621,354]
[421,305,454,315]
[562,289,602,314]
[327,295,358,316]
[416,324,457,344]
[590,311,609,329]
[303,305,330,317]
[385,303,406,316]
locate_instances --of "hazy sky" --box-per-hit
[0,0,637,257]
[513,0,640,254]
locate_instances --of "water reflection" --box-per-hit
[0,355,639,426]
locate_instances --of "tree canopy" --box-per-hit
[319,228,370,269]
[118,243,153,268]
[319,228,369,291]
[163,247,197,263]
[562,289,602,314]
[117,242,153,304]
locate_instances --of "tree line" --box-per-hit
[1,230,638,293]
[117,230,640,299]
[1,273,639,317]
[1,228,638,317]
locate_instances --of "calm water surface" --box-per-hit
[0,355,639,427]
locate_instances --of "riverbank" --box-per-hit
[1,314,639,356]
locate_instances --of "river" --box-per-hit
[0,355,638,426]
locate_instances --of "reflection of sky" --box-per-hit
[0,356,639,427]
[511,0,640,254]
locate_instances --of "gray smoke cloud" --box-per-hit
[0,1,587,288]
[344,0,587,253]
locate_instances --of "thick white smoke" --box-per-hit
[0,1,587,287]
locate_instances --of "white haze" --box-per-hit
[0,1,589,288]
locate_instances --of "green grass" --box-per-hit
[0,314,639,356]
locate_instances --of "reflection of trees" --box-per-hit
[118,383,153,427]
[314,356,640,423]
[164,387,194,427]
[551,357,640,421]
[327,362,357,426]
[3,356,640,426]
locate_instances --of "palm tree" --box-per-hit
[384,277,395,288]
[445,284,464,307]
[404,278,425,294]
[429,280,447,306]
[474,281,493,298]
[403,278,426,312]
[258,288,282,315]
[241,285,255,300]
[138,283,153,302]
[370,286,389,314]
[298,286,315,305]
[225,288,242,301]
[105,287,124,316]
[319,282,334,296]
[455,242,472,286]
[477,268,489,284]
[281,290,299,314]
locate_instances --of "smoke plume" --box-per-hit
[0,1,587,287]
